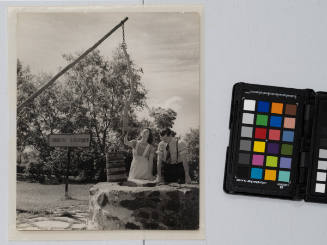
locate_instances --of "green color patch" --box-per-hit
[256,114,268,126]
[266,156,278,167]
[281,144,293,156]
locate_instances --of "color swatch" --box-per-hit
[312,99,327,196]
[315,149,327,193]
[237,98,297,184]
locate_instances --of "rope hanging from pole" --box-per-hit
[122,23,126,45]
[121,23,136,136]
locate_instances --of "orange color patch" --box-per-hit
[264,169,277,181]
[271,102,284,114]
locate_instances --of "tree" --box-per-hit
[149,107,177,130]
[26,73,66,160]
[61,48,147,181]
[184,128,200,182]
[16,46,148,182]
[146,107,177,145]
[17,60,37,152]
[62,48,147,156]
[17,66,70,181]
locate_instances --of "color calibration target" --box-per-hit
[237,99,297,184]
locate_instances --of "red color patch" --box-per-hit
[255,128,267,139]
[269,129,281,141]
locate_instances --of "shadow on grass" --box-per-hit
[59,196,85,202]
[17,208,84,220]
[60,211,75,218]
[16,208,53,216]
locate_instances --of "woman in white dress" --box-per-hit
[124,128,155,181]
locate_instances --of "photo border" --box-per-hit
[8,4,205,240]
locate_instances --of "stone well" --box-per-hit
[88,182,199,230]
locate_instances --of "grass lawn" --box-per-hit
[16,181,94,213]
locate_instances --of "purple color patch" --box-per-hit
[267,143,279,154]
[280,157,292,169]
[252,154,264,166]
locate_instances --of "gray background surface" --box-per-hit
[1,0,327,244]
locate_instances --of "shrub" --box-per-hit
[25,162,45,183]
[16,165,26,174]
[184,128,200,183]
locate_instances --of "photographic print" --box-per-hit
[14,7,201,232]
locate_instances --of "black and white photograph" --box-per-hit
[14,8,201,232]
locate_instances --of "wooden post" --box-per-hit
[105,152,110,182]
[65,147,71,199]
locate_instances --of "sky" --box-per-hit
[17,12,200,136]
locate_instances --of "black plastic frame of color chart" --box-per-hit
[224,82,314,200]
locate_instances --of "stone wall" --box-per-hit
[88,182,199,230]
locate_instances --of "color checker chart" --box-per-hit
[237,99,297,184]
[226,83,327,203]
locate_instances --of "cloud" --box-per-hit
[162,96,183,112]
[137,96,182,119]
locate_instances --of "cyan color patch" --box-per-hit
[251,168,263,180]
[278,171,290,182]
[270,116,282,128]
[282,130,294,142]
[257,101,270,113]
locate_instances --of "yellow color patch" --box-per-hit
[253,141,266,153]
[264,169,277,181]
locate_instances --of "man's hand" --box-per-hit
[155,175,164,184]
[185,174,192,184]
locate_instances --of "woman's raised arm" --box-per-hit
[124,134,136,148]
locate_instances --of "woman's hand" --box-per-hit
[124,132,130,146]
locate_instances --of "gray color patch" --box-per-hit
[241,126,253,138]
[240,140,252,151]
[238,153,250,164]
[320,138,327,148]
[319,149,327,159]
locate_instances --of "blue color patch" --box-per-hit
[278,171,290,182]
[270,116,282,128]
[257,101,270,113]
[282,130,294,142]
[251,168,263,180]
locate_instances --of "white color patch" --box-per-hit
[316,172,327,182]
[317,161,327,170]
[243,99,256,111]
[242,113,254,125]
[315,183,326,193]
